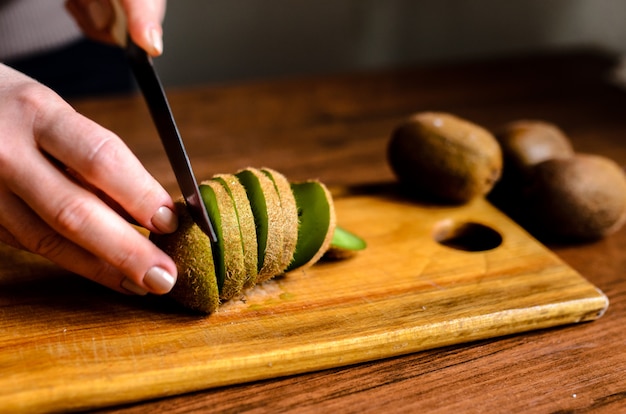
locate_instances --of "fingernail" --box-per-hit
[121,277,148,296]
[86,0,111,31]
[152,206,178,233]
[144,266,176,294]
[148,27,163,55]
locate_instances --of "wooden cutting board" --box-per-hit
[0,187,608,413]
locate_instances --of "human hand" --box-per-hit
[0,64,178,295]
[65,0,166,56]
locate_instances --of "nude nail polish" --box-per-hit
[144,266,176,294]
[148,27,163,55]
[151,206,178,233]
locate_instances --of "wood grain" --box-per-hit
[4,50,626,413]
[0,185,607,412]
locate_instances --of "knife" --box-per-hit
[110,1,217,242]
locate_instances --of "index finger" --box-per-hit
[34,99,177,235]
[64,0,166,56]
[121,0,166,56]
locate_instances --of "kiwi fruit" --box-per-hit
[149,202,220,313]
[200,180,247,300]
[151,167,365,313]
[496,120,575,174]
[525,154,626,240]
[388,111,502,203]
[235,168,286,282]
[325,226,368,260]
[286,181,336,271]
[212,174,258,290]
[261,168,299,274]
[489,119,626,241]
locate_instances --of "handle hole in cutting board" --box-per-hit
[433,219,502,252]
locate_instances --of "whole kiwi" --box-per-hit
[525,153,626,240]
[388,112,502,203]
[489,120,576,211]
[496,120,575,173]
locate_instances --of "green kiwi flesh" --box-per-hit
[198,184,225,291]
[324,226,367,260]
[286,181,336,272]
[213,174,259,289]
[235,168,284,282]
[151,168,363,314]
[202,180,247,300]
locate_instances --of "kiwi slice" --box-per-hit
[324,226,368,260]
[261,168,299,273]
[149,201,220,314]
[150,168,363,314]
[235,168,285,282]
[286,181,336,272]
[213,174,259,288]
[200,180,247,300]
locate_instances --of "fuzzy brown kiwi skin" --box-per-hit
[496,120,575,174]
[525,154,626,240]
[303,182,336,268]
[489,120,575,214]
[213,174,259,290]
[286,180,337,272]
[236,168,285,283]
[151,169,344,313]
[149,201,220,314]
[261,168,299,273]
[202,180,247,301]
[388,112,502,204]
[493,120,575,196]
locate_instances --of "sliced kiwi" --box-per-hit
[286,181,336,272]
[235,168,285,282]
[150,168,363,314]
[213,174,259,289]
[200,180,247,300]
[149,201,220,314]
[261,168,299,273]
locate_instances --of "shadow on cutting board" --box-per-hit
[0,243,190,317]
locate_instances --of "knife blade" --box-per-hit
[125,41,217,242]
[109,1,217,242]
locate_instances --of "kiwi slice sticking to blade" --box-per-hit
[149,201,220,314]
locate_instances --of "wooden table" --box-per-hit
[67,50,626,412]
